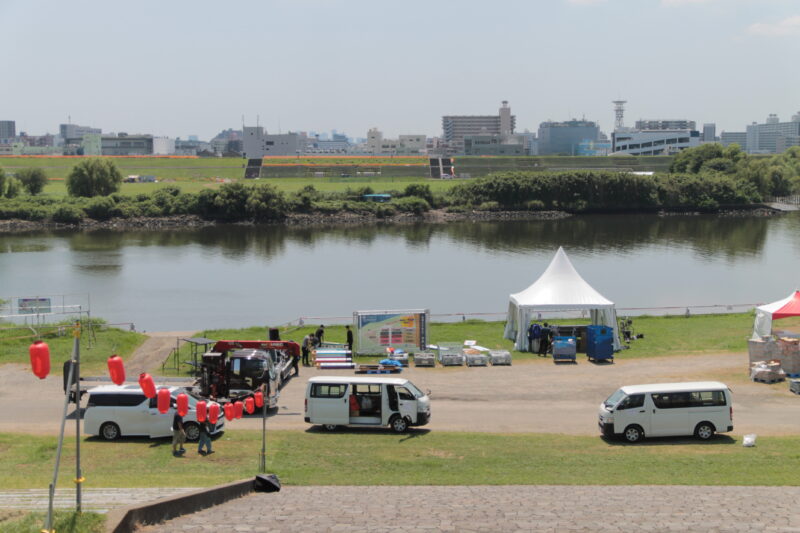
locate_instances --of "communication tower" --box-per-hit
[612,100,627,131]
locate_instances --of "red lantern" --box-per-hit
[208,402,220,425]
[29,341,50,380]
[254,390,264,408]
[196,401,207,423]
[234,401,244,419]
[245,396,254,415]
[139,373,156,398]
[107,355,125,385]
[157,388,171,414]
[176,393,189,417]
[224,402,234,421]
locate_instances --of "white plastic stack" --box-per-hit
[464,350,489,366]
[314,348,354,369]
[413,352,436,367]
[750,360,786,383]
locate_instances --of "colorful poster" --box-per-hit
[354,309,429,355]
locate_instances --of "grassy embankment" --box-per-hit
[0,510,103,533]
[0,430,797,489]
[0,321,146,375]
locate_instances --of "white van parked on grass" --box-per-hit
[84,384,225,441]
[598,381,733,443]
[305,376,431,433]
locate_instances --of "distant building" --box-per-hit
[175,138,211,156]
[59,123,101,141]
[463,134,525,155]
[744,113,800,154]
[576,139,612,156]
[634,119,696,131]
[0,120,15,140]
[153,137,176,155]
[702,123,716,143]
[720,131,748,151]
[537,119,599,155]
[82,133,102,156]
[611,129,700,155]
[100,133,153,156]
[243,126,307,157]
[442,101,516,155]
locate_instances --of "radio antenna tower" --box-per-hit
[612,100,627,131]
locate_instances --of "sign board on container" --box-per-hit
[18,298,52,314]
[354,309,429,355]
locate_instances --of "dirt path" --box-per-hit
[125,330,197,376]
[2,350,798,437]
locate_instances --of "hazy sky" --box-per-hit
[4,0,799,140]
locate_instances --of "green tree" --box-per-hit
[246,183,288,221]
[66,158,123,197]
[669,143,726,173]
[15,167,49,195]
[4,177,22,198]
[0,166,6,196]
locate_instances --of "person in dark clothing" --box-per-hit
[301,333,313,366]
[346,325,354,353]
[171,412,186,456]
[197,420,213,455]
[527,322,541,353]
[292,350,300,376]
[315,325,325,344]
[538,322,552,356]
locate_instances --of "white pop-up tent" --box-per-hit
[504,247,621,351]
[752,290,800,340]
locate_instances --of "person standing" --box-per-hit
[171,411,186,456]
[346,325,354,353]
[538,322,551,357]
[527,322,541,353]
[292,348,301,376]
[197,420,213,455]
[301,332,313,366]
[315,325,325,345]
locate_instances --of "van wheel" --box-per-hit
[100,422,120,441]
[623,425,643,443]
[183,422,200,442]
[695,422,716,440]
[322,424,338,432]
[390,415,409,433]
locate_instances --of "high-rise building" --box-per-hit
[60,123,101,141]
[537,119,599,155]
[612,129,700,155]
[0,120,15,140]
[442,101,516,155]
[702,123,716,143]
[744,114,800,153]
[720,132,747,151]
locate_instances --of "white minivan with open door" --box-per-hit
[305,376,431,433]
[598,381,733,443]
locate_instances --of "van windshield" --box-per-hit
[404,382,425,399]
[604,389,626,409]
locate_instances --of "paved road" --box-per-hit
[0,488,195,513]
[140,485,800,532]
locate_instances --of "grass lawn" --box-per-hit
[0,321,146,375]
[0,510,104,533]
[1,430,797,489]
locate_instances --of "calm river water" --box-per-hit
[2,213,799,331]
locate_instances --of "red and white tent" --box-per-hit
[752,290,800,339]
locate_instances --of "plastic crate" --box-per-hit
[413,352,436,367]
[489,350,512,365]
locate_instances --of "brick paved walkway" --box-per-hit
[140,485,800,532]
[0,488,196,513]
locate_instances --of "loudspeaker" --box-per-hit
[254,474,281,492]
[268,328,281,341]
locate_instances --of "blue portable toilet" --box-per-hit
[586,325,614,362]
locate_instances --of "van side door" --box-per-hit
[148,396,175,438]
[117,393,149,436]
[395,385,418,424]
[649,392,690,437]
[309,383,349,425]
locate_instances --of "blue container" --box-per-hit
[586,325,614,361]
[552,336,577,361]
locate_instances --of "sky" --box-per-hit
[3,0,799,140]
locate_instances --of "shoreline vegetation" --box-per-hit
[1,145,797,232]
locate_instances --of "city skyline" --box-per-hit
[4,0,799,140]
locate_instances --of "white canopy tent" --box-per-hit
[504,247,622,352]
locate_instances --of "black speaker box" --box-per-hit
[254,474,281,492]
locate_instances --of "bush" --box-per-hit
[210,182,249,221]
[478,201,500,211]
[392,196,430,214]
[403,184,434,204]
[15,167,49,195]
[4,177,22,198]
[85,196,116,220]
[66,158,123,197]
[51,205,84,224]
[245,184,288,221]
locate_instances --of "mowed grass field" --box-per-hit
[1,430,797,489]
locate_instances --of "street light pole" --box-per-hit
[259,385,267,474]
[74,322,83,512]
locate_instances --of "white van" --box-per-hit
[84,384,225,441]
[305,376,431,433]
[598,381,733,443]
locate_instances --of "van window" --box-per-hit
[616,394,644,410]
[88,393,117,407]
[353,384,381,394]
[690,391,726,407]
[311,383,347,398]
[651,392,691,409]
[116,394,147,407]
[396,387,416,401]
[148,397,177,409]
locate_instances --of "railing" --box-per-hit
[765,195,800,205]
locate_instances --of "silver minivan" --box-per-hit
[84,384,224,441]
[598,381,733,443]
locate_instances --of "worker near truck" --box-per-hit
[302,333,315,366]
[346,325,354,353]
[315,325,325,344]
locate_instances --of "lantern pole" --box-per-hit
[259,384,266,474]
[74,321,83,512]
[44,345,76,533]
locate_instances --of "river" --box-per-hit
[1,213,799,331]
